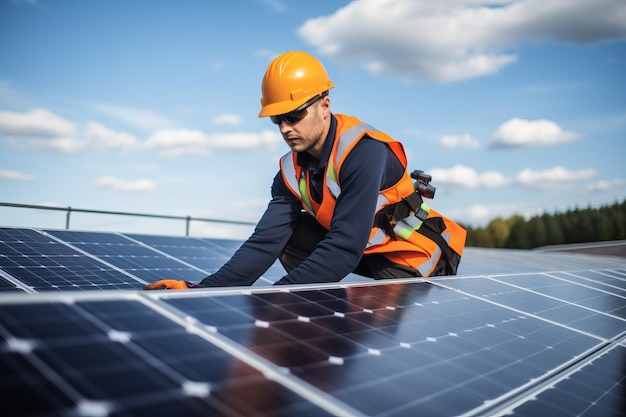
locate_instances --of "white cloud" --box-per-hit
[298,0,626,82]
[0,108,77,137]
[429,165,511,188]
[466,204,492,223]
[440,134,481,149]
[0,108,138,153]
[90,102,174,131]
[95,176,157,192]
[587,178,626,192]
[490,118,578,148]
[516,166,597,188]
[429,164,603,193]
[24,137,89,153]
[0,169,36,181]
[144,128,283,158]
[83,122,137,151]
[212,113,242,126]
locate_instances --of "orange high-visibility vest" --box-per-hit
[279,114,466,277]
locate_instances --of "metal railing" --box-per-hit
[0,202,256,236]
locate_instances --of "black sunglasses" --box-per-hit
[270,93,326,125]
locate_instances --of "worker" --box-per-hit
[144,51,466,290]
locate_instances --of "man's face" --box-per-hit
[277,96,330,160]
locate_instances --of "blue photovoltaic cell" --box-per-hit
[125,234,238,273]
[438,273,626,339]
[46,230,209,283]
[546,269,626,297]
[0,274,26,292]
[0,296,335,417]
[0,228,142,291]
[125,233,286,285]
[457,247,626,275]
[160,281,605,417]
[508,344,626,417]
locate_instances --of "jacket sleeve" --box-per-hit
[274,138,403,285]
[199,172,302,287]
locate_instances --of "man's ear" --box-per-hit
[320,95,331,116]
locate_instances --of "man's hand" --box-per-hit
[143,279,204,290]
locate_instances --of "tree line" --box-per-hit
[460,199,626,249]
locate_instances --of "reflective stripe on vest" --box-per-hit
[393,201,431,240]
[280,122,392,218]
[325,123,376,199]
[416,232,450,276]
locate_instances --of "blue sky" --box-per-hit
[1,0,625,239]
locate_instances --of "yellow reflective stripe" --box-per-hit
[326,162,341,198]
[298,173,314,213]
[327,162,337,183]
[325,123,375,199]
[394,216,423,240]
[392,202,431,240]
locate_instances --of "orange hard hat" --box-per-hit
[259,51,335,118]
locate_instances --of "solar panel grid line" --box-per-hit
[41,229,151,284]
[551,269,626,294]
[70,295,259,411]
[5,334,111,415]
[0,301,131,417]
[124,233,288,285]
[43,229,212,286]
[434,272,626,340]
[138,290,365,417]
[491,338,626,417]
[122,235,219,278]
[0,292,341,417]
[463,339,617,417]
[0,268,36,293]
[490,273,626,310]
[0,227,145,292]
[485,272,626,333]
[119,233,216,275]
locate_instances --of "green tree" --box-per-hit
[486,217,509,248]
[467,199,625,249]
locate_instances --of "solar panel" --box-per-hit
[125,233,285,285]
[154,280,620,416]
[0,293,338,416]
[124,233,240,272]
[457,246,626,275]
[0,228,143,291]
[505,343,626,416]
[436,271,626,339]
[0,226,625,416]
[45,230,211,284]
